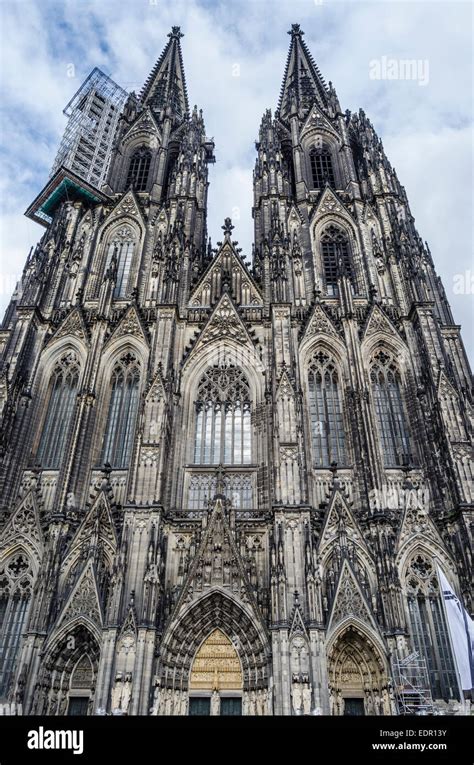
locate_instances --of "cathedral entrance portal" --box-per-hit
[156,590,271,715]
[327,626,392,716]
[189,629,243,716]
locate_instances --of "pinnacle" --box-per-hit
[139,26,189,121]
[278,21,329,120]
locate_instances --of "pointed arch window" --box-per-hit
[104,226,136,299]
[37,352,79,468]
[405,555,459,701]
[0,553,33,696]
[320,225,353,297]
[193,366,252,465]
[370,351,410,467]
[126,147,151,192]
[308,351,346,467]
[102,353,140,468]
[310,145,335,189]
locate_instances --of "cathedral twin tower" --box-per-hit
[0,25,472,717]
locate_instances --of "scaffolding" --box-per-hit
[392,652,435,715]
[50,68,128,191]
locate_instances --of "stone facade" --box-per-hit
[0,25,472,717]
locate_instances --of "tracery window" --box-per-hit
[102,353,140,468]
[0,553,33,696]
[126,147,151,192]
[308,351,346,467]
[37,352,79,468]
[370,351,410,467]
[405,554,459,701]
[193,366,251,466]
[320,225,353,296]
[188,473,253,510]
[104,226,136,299]
[310,146,335,188]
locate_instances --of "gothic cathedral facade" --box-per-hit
[0,25,472,717]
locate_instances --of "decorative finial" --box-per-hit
[288,23,304,38]
[168,26,184,40]
[222,217,234,237]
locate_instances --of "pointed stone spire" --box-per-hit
[140,26,189,122]
[277,23,329,121]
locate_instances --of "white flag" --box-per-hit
[437,565,474,692]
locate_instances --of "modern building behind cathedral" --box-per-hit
[0,25,472,717]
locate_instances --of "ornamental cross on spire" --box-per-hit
[168,26,184,40]
[222,217,234,237]
[288,23,304,38]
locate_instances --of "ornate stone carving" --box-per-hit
[316,188,345,216]
[52,309,88,342]
[108,306,147,343]
[113,194,138,218]
[189,629,242,691]
[198,295,248,346]
[364,305,398,339]
[329,561,374,630]
[305,304,338,338]
[56,562,102,629]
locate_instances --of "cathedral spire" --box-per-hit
[139,26,189,122]
[277,23,329,121]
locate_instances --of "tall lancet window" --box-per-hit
[310,145,335,189]
[37,352,79,468]
[320,225,353,297]
[193,366,252,465]
[308,351,346,467]
[370,351,410,467]
[0,553,33,696]
[126,147,151,192]
[105,226,136,299]
[102,353,140,468]
[405,554,459,701]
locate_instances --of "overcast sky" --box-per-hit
[0,0,472,361]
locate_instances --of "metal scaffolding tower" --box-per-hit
[392,652,435,715]
[50,68,128,191]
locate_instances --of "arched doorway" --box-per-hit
[327,625,392,716]
[189,629,243,716]
[68,654,95,715]
[156,591,271,715]
[31,624,100,715]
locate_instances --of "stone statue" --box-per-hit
[365,690,374,714]
[150,681,161,715]
[161,689,170,715]
[120,674,132,713]
[374,689,381,715]
[266,687,273,715]
[111,672,123,712]
[291,682,303,714]
[210,690,220,716]
[179,691,188,715]
[302,685,312,716]
[250,690,257,715]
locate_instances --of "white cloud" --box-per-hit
[0,0,472,359]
